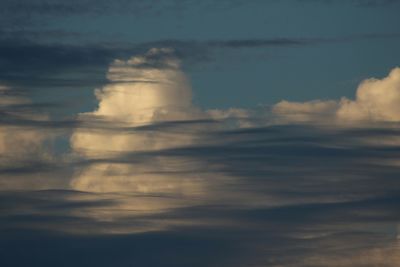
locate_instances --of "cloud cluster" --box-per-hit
[65,52,400,247]
[1,48,400,267]
[70,50,400,211]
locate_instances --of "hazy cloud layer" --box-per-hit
[2,33,400,91]
[1,0,400,264]
[0,86,60,190]
[1,48,400,266]
[2,122,400,265]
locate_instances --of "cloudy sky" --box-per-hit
[1,1,400,266]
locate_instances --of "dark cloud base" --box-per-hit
[1,122,400,266]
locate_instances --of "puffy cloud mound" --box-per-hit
[71,48,204,157]
[70,48,208,194]
[273,67,400,125]
[97,47,197,124]
[337,67,400,122]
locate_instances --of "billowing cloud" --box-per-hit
[71,48,203,157]
[70,48,210,197]
[337,67,400,122]
[273,67,400,125]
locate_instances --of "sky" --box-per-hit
[1,0,400,266]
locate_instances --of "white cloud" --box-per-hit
[68,48,239,233]
[71,48,205,158]
[71,52,400,198]
[273,67,400,125]
[69,49,273,231]
[337,67,400,122]
[70,48,209,195]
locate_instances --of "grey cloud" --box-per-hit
[1,119,400,266]
[1,41,400,266]
[0,188,398,266]
[2,33,400,88]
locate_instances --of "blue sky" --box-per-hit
[1,0,400,109]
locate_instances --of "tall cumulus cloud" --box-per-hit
[70,48,212,197]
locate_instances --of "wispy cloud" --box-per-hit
[2,32,400,89]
